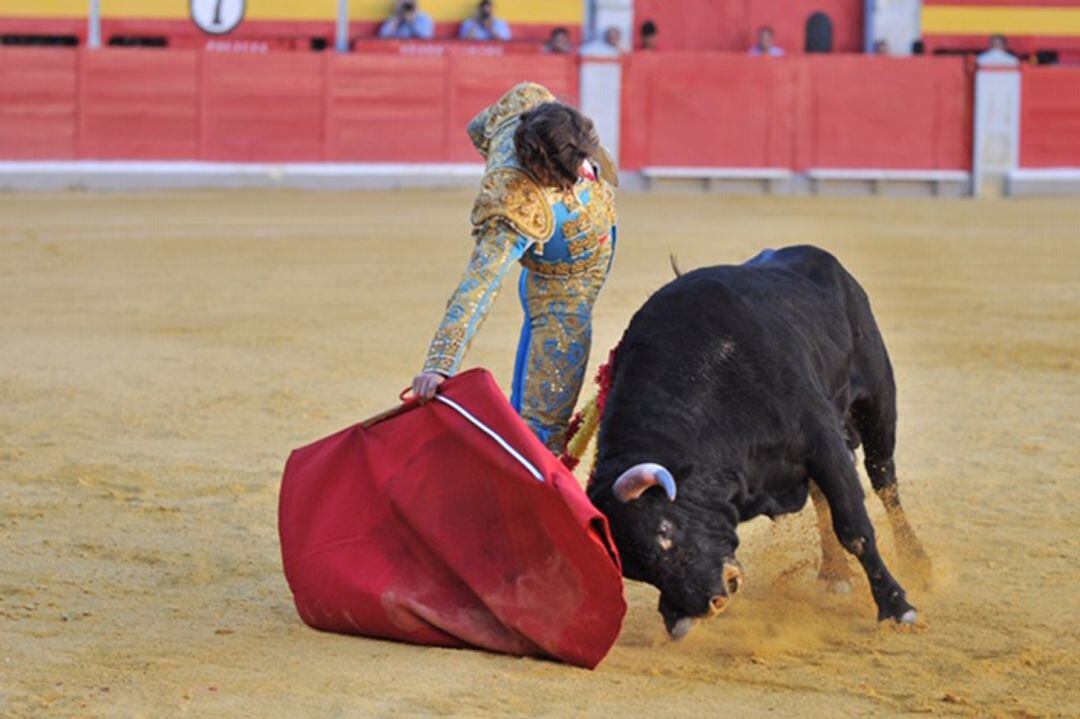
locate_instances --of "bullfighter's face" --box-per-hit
[598,463,744,639]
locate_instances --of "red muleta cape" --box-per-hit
[278,368,626,669]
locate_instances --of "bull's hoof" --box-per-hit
[877,600,918,625]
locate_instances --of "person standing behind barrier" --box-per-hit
[978,34,1019,66]
[749,26,784,56]
[639,20,659,51]
[579,26,623,56]
[545,27,572,54]
[411,83,619,454]
[460,0,511,41]
[379,0,435,40]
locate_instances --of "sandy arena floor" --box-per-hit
[1,189,1077,717]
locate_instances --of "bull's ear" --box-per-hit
[613,463,677,502]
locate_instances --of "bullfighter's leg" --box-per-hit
[514,263,607,454]
[810,481,853,593]
[852,397,933,587]
[810,433,916,623]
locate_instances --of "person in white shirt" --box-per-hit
[977,34,1020,67]
[579,26,623,57]
[749,26,784,57]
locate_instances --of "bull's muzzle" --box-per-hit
[708,561,745,616]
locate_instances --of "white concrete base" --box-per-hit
[635,167,971,197]
[807,168,971,197]
[642,167,795,194]
[0,161,486,191]
[1007,168,1080,196]
[8,161,1077,197]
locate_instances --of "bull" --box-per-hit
[587,246,931,638]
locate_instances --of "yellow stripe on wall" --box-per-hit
[0,0,582,23]
[0,0,81,17]
[922,6,1080,36]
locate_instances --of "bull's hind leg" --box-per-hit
[853,397,932,588]
[810,482,853,593]
[810,435,916,623]
[868,457,932,588]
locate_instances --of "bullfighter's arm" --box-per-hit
[423,220,532,376]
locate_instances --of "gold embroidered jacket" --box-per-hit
[423,82,618,377]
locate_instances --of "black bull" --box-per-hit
[587,245,931,638]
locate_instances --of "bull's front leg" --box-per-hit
[810,437,917,624]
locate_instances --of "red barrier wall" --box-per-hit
[804,56,971,170]
[1020,66,1080,168]
[202,53,325,161]
[633,0,862,53]
[621,54,972,171]
[0,48,78,159]
[0,48,578,163]
[327,55,448,162]
[80,49,199,159]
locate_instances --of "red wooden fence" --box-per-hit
[0,48,579,163]
[1020,66,1080,168]
[620,53,972,171]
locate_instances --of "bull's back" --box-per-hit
[624,245,887,407]
[640,246,854,349]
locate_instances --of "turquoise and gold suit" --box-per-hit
[423,82,619,454]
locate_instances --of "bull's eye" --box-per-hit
[657,518,676,551]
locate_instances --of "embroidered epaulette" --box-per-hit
[471,167,555,246]
[468,82,557,158]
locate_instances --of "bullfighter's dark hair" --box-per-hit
[515,102,599,191]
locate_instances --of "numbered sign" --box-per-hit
[191,0,246,35]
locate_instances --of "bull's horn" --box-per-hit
[612,463,677,502]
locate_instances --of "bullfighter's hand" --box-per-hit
[411,371,446,401]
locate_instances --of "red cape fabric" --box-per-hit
[278,369,627,669]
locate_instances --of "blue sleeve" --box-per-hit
[423,221,533,375]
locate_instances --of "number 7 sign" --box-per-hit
[191,0,246,35]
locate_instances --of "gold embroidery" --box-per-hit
[423,221,526,376]
[467,82,557,158]
[471,168,555,247]
[521,248,609,277]
[481,83,557,140]
[517,244,613,454]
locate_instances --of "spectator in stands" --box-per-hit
[978,34,1019,66]
[872,39,891,55]
[460,0,511,41]
[911,39,926,55]
[749,26,784,56]
[639,20,658,51]
[580,25,623,56]
[545,27,573,54]
[379,1,435,40]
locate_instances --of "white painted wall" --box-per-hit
[973,66,1021,196]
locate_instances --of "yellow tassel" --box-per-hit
[565,393,601,465]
